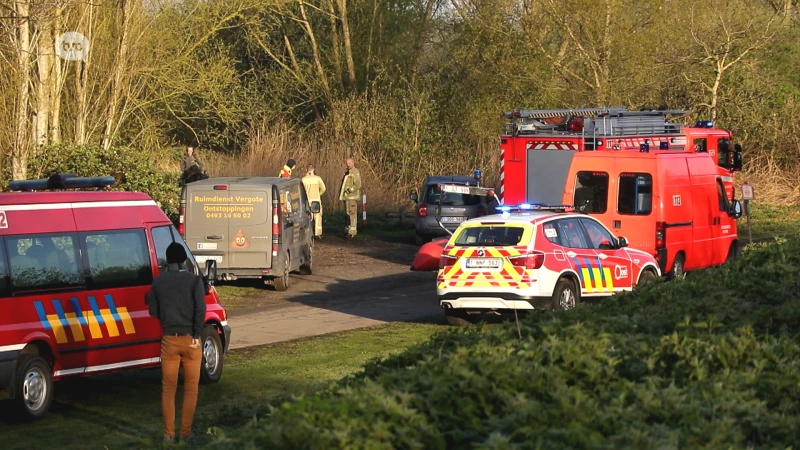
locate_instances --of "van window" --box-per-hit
[424,184,481,206]
[717,180,728,212]
[717,138,730,167]
[281,184,303,221]
[82,230,153,288]
[454,226,524,246]
[5,234,83,291]
[556,218,589,249]
[617,173,652,215]
[151,225,197,275]
[0,241,9,297]
[152,226,173,273]
[694,138,707,153]
[574,171,608,213]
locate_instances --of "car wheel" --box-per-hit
[725,243,739,264]
[273,251,290,291]
[636,270,657,288]
[415,233,429,246]
[551,278,579,311]
[14,354,53,420]
[200,326,224,384]
[299,240,313,275]
[669,253,686,280]
[444,309,476,326]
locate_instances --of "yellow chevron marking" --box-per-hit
[591,267,603,291]
[99,309,120,337]
[581,268,593,292]
[603,267,614,291]
[64,312,86,342]
[46,314,69,344]
[83,311,104,339]
[117,307,136,334]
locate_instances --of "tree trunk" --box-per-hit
[13,0,32,180]
[103,0,137,149]
[298,0,331,96]
[75,2,95,145]
[337,0,357,90]
[409,0,436,84]
[35,15,54,149]
[326,0,343,90]
[50,4,63,143]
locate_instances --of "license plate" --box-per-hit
[441,216,466,223]
[195,255,223,264]
[465,258,501,269]
[442,185,470,194]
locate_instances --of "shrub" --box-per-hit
[207,239,800,449]
[23,144,181,219]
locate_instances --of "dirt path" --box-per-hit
[223,237,441,350]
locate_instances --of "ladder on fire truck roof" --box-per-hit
[502,107,693,138]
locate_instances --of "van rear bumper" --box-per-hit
[217,268,278,279]
[0,349,21,394]
[222,324,232,355]
[655,248,668,274]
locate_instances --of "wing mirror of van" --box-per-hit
[204,259,217,292]
[409,192,418,203]
[310,201,321,214]
[617,236,629,248]
[729,199,743,219]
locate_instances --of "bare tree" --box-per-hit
[12,0,32,180]
[102,0,138,149]
[337,0,356,89]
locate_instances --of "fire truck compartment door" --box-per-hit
[526,149,577,206]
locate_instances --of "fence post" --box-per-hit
[362,194,367,226]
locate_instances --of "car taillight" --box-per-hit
[178,204,186,237]
[509,251,545,269]
[656,221,666,249]
[439,254,457,269]
[272,204,281,257]
[418,204,428,218]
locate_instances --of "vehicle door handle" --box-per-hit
[206,235,223,240]
[598,253,608,260]
[566,251,577,258]
[614,220,621,229]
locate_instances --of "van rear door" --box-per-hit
[227,184,271,270]
[185,183,229,269]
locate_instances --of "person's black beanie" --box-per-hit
[287,158,296,168]
[166,242,187,264]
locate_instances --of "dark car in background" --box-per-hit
[410,175,490,244]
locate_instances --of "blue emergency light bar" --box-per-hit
[496,203,575,213]
[695,121,714,128]
[8,173,116,192]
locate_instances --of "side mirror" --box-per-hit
[409,192,418,203]
[730,199,743,219]
[732,144,743,171]
[617,236,628,248]
[310,201,321,214]
[204,259,217,287]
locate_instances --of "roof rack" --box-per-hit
[8,173,116,192]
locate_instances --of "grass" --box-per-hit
[0,319,447,449]
[322,211,416,243]
[739,202,800,242]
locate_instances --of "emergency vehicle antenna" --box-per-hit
[8,173,116,192]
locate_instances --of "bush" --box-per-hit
[23,144,181,219]
[207,238,800,449]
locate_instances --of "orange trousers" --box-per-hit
[161,336,202,438]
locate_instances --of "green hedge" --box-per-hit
[21,144,181,219]
[207,238,800,449]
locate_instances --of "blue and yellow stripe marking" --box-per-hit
[572,257,614,293]
[34,295,136,344]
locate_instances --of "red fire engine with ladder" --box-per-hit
[498,107,743,205]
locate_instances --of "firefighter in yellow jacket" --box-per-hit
[279,159,296,178]
[302,165,326,239]
[339,158,361,238]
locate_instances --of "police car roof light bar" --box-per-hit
[496,203,575,213]
[8,173,116,192]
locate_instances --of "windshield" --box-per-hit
[454,226,524,246]
[424,185,481,206]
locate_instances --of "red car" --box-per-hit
[0,174,231,419]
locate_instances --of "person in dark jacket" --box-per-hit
[148,242,206,443]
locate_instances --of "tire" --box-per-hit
[725,243,739,264]
[551,278,579,311]
[299,239,313,275]
[669,253,686,280]
[415,233,428,246]
[273,251,290,291]
[200,326,224,384]
[13,354,53,420]
[636,270,657,288]
[444,309,476,326]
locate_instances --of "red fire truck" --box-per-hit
[498,107,743,205]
